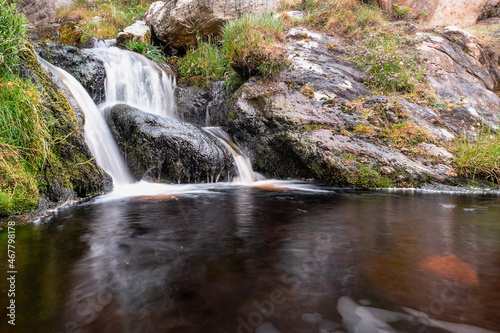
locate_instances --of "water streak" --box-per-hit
[39,57,133,186]
[204,127,261,183]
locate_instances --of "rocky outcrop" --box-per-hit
[16,0,75,26]
[144,0,279,49]
[18,44,111,204]
[377,0,490,26]
[210,28,459,187]
[35,42,107,103]
[105,104,235,183]
[416,27,500,133]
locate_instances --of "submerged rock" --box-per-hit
[105,104,235,183]
[35,42,106,103]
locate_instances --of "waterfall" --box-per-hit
[204,127,261,183]
[38,57,134,186]
[89,47,177,118]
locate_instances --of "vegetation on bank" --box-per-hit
[56,0,151,39]
[452,129,500,185]
[0,0,50,215]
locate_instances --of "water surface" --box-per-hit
[1,184,499,333]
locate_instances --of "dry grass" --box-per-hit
[462,23,500,53]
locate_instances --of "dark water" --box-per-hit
[1,183,500,333]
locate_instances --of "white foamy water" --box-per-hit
[90,46,177,118]
[39,57,134,186]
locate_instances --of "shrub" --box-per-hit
[452,128,500,184]
[222,12,290,79]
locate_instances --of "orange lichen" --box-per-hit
[419,255,479,286]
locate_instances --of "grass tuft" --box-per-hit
[452,128,500,184]
[222,12,290,79]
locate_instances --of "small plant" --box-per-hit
[178,39,232,86]
[301,83,315,98]
[346,33,431,94]
[393,4,412,20]
[222,12,290,79]
[123,40,166,63]
[354,123,377,136]
[452,128,500,184]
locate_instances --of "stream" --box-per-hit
[1,185,500,332]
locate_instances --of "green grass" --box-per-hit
[0,1,50,215]
[222,12,290,79]
[0,0,28,73]
[452,128,500,184]
[178,40,232,86]
[123,39,166,63]
[56,0,151,39]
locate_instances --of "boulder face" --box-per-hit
[377,0,490,26]
[105,104,235,183]
[416,27,500,133]
[36,42,107,104]
[145,0,278,49]
[209,28,499,188]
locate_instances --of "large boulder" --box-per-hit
[36,42,107,103]
[377,0,490,26]
[144,0,278,49]
[105,104,235,183]
[212,29,462,187]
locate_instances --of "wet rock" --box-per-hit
[176,81,231,127]
[105,104,235,183]
[144,0,278,49]
[35,42,106,103]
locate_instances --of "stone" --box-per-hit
[144,0,279,49]
[116,20,151,46]
[376,0,490,26]
[105,104,235,183]
[416,29,500,134]
[210,29,460,187]
[35,42,107,103]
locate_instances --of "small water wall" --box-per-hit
[204,127,261,183]
[90,47,177,118]
[39,57,134,186]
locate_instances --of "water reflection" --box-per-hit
[1,187,499,333]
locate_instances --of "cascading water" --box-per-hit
[204,127,262,183]
[89,44,261,184]
[89,46,177,118]
[38,57,134,186]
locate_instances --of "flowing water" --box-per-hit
[39,57,133,186]
[1,186,500,333]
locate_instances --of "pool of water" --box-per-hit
[1,182,499,333]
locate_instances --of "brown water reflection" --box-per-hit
[0,186,499,333]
